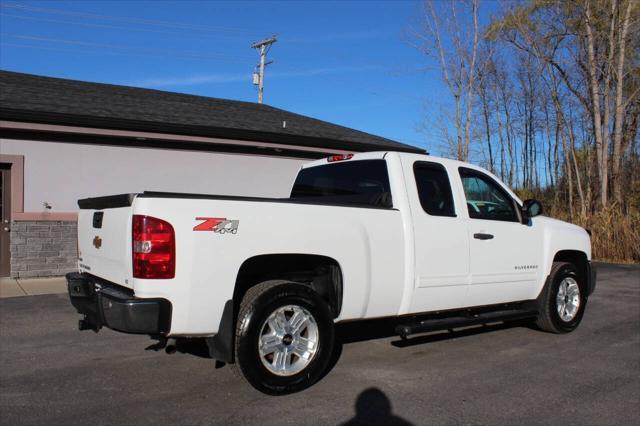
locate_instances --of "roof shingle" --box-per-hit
[0,70,423,154]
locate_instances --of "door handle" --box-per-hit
[474,233,494,240]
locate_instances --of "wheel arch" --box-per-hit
[232,253,344,319]
[207,253,343,365]
[552,250,589,291]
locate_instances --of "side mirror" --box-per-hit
[522,199,543,222]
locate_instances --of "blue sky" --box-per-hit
[0,0,490,152]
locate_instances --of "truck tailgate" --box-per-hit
[77,194,135,288]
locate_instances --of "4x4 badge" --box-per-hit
[193,217,239,234]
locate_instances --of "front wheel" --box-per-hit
[536,262,587,333]
[234,280,335,395]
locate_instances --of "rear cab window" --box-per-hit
[413,161,456,217]
[290,159,393,208]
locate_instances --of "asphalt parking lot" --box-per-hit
[1,263,639,425]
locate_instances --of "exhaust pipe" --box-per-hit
[165,338,177,354]
[78,316,101,333]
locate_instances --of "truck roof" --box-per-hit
[302,151,464,169]
[301,151,523,205]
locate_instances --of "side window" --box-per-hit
[414,162,456,217]
[459,168,518,222]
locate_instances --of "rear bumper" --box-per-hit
[587,261,597,296]
[66,272,172,335]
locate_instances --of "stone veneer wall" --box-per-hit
[9,220,77,278]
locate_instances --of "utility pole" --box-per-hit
[251,35,277,104]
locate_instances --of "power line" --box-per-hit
[251,35,277,104]
[0,2,264,35]
[0,33,253,63]
[0,41,250,64]
[0,12,258,40]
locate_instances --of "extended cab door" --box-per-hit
[457,167,543,306]
[406,160,470,312]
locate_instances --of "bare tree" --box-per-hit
[410,0,640,261]
[476,48,496,173]
[611,0,636,204]
[413,0,486,161]
[488,0,639,209]
[583,0,610,208]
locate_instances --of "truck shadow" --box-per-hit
[146,338,211,359]
[335,317,532,347]
[155,318,533,372]
[317,318,533,381]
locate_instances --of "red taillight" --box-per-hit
[132,215,175,279]
[327,153,354,162]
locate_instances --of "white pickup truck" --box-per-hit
[67,151,596,394]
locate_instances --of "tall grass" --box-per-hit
[547,204,640,263]
[515,186,640,263]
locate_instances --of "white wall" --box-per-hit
[0,138,308,212]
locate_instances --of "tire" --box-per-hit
[536,262,587,333]
[233,280,335,395]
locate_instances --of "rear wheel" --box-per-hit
[536,262,587,333]
[234,280,334,395]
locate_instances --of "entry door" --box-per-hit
[458,168,542,306]
[409,161,470,313]
[1,164,11,277]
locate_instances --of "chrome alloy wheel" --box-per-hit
[556,277,581,322]
[258,305,319,376]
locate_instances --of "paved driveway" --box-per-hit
[1,263,638,425]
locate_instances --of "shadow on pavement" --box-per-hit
[391,319,532,348]
[335,316,531,347]
[147,317,533,381]
[341,387,413,426]
[146,338,212,358]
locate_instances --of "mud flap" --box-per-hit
[206,300,235,364]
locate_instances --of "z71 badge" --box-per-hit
[193,217,239,234]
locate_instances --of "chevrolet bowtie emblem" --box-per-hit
[93,236,102,249]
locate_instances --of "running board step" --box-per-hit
[395,308,538,339]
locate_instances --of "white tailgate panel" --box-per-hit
[78,207,132,288]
